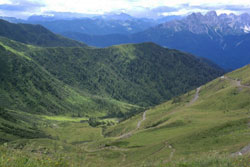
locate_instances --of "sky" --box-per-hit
[0,0,250,19]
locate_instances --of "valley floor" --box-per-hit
[1,66,250,167]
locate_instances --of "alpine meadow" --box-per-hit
[0,0,249,167]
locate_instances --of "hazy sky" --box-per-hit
[0,0,250,18]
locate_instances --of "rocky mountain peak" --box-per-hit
[161,11,250,35]
[239,13,250,22]
[205,11,217,17]
[186,12,203,21]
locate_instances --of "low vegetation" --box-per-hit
[0,20,248,167]
[1,65,249,166]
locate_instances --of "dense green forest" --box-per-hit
[0,37,141,117]
[0,36,223,112]
[28,42,223,106]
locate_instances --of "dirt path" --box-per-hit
[84,145,128,166]
[137,110,147,128]
[232,144,250,157]
[118,110,147,139]
[168,144,176,161]
[148,142,175,162]
[187,87,201,106]
[84,110,148,164]
[222,76,250,88]
[138,142,176,166]
[120,85,203,139]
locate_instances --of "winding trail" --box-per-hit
[222,76,250,88]
[149,142,175,161]
[84,145,129,166]
[187,87,201,106]
[84,110,149,164]
[232,144,250,157]
[86,76,250,165]
[85,85,203,164]
[137,110,147,129]
[168,144,176,161]
[119,85,204,139]
[223,76,250,157]
[136,141,176,166]
[118,110,147,139]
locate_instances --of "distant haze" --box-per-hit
[0,0,250,19]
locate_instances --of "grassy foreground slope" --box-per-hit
[99,65,250,166]
[0,65,249,166]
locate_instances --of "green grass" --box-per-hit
[44,122,103,144]
[0,143,76,167]
[163,153,250,167]
[0,65,249,166]
[1,25,249,166]
[0,108,49,143]
[103,110,146,137]
[42,116,88,122]
[87,65,250,166]
[0,41,31,61]
[227,64,250,85]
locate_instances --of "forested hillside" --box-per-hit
[0,19,86,47]
[0,37,139,117]
[26,42,223,106]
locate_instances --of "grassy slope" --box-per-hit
[101,65,250,166]
[83,65,250,166]
[0,66,249,167]
[227,64,250,85]
[0,108,49,143]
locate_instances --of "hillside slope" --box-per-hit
[0,65,249,166]
[0,22,223,117]
[24,42,223,106]
[0,37,139,118]
[0,20,224,107]
[89,65,250,166]
[0,19,86,47]
[0,20,223,106]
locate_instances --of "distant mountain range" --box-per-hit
[130,11,250,70]
[1,11,250,70]
[61,11,250,70]
[159,11,250,35]
[27,18,157,35]
[1,13,182,35]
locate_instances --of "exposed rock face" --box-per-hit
[160,11,250,36]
